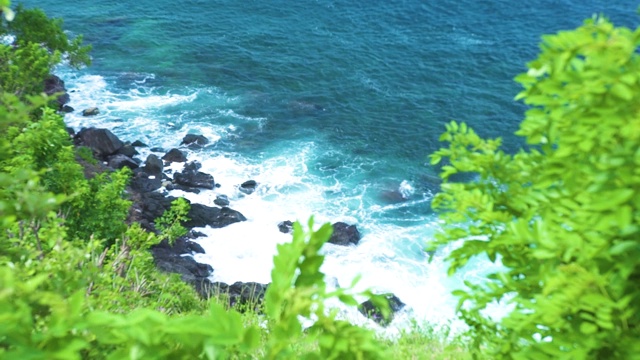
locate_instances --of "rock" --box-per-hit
[239,180,257,195]
[185,204,246,229]
[82,107,100,116]
[184,161,201,172]
[150,147,164,153]
[65,127,75,136]
[162,148,187,163]
[107,154,139,170]
[129,168,163,193]
[74,127,124,158]
[278,220,294,234]
[186,230,207,240]
[328,222,361,246]
[214,195,230,207]
[151,242,212,282]
[174,170,215,189]
[181,134,209,148]
[166,183,201,194]
[131,140,148,147]
[358,294,406,326]
[44,75,70,109]
[117,144,139,158]
[198,281,268,309]
[61,105,75,113]
[143,154,163,176]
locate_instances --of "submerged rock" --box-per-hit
[214,195,230,207]
[82,107,100,116]
[278,220,294,234]
[181,134,209,148]
[239,179,257,194]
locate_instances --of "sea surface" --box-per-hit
[23,0,636,333]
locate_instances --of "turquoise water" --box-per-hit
[22,0,637,330]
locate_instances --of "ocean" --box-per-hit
[22,0,636,333]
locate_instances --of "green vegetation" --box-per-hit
[4,2,636,359]
[429,15,640,359]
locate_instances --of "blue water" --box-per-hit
[22,0,637,330]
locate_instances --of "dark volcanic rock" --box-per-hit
[214,195,230,207]
[181,134,209,148]
[82,107,100,116]
[129,169,163,193]
[131,140,148,148]
[185,204,246,229]
[74,127,124,158]
[174,170,214,189]
[117,144,139,158]
[328,222,361,246]
[143,154,163,176]
[107,154,138,170]
[151,242,212,282]
[278,220,294,234]
[162,148,187,163]
[197,281,268,309]
[239,180,257,195]
[44,75,70,109]
[61,105,75,113]
[166,183,201,194]
[358,294,406,326]
[184,161,201,172]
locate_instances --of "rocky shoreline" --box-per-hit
[51,76,405,325]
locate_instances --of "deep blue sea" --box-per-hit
[23,0,636,332]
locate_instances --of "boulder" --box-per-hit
[185,204,246,229]
[143,154,163,176]
[328,222,361,246]
[162,148,187,163]
[44,75,70,109]
[61,105,75,113]
[107,154,139,170]
[74,127,124,158]
[358,294,406,326]
[214,195,230,207]
[278,220,294,234]
[129,168,163,193]
[239,180,257,195]
[131,140,148,147]
[117,144,139,158]
[174,170,215,189]
[82,107,100,116]
[184,161,201,172]
[181,134,209,148]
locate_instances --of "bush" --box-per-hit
[429,16,640,359]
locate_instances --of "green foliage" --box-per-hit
[0,41,59,96]
[265,218,389,359]
[64,168,132,244]
[2,4,91,68]
[156,198,190,245]
[430,16,640,359]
